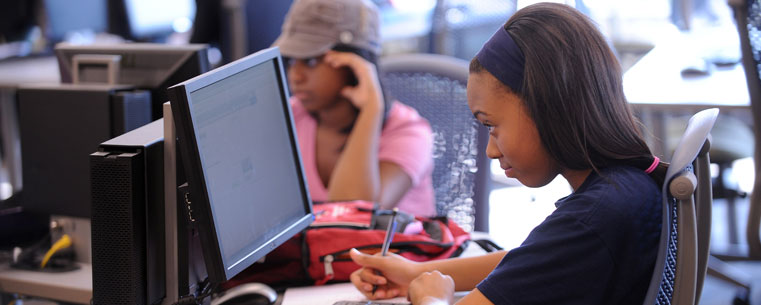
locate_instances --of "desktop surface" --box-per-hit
[622,31,751,157]
[0,262,92,304]
[282,283,409,305]
[623,32,749,109]
[0,56,60,86]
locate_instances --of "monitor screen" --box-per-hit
[55,43,210,119]
[189,0,291,64]
[124,0,196,39]
[0,1,37,43]
[168,47,313,283]
[43,0,107,42]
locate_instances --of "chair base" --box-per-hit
[732,280,761,305]
[708,256,761,305]
[709,256,753,290]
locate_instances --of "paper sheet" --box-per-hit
[281,282,409,305]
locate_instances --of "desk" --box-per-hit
[0,262,92,304]
[622,32,750,157]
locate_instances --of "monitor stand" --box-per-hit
[162,101,208,305]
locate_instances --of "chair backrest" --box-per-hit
[378,53,490,232]
[730,0,761,259]
[643,108,718,305]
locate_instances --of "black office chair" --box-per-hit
[379,53,490,232]
[700,1,761,304]
[643,108,717,305]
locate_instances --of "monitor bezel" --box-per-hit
[167,47,313,283]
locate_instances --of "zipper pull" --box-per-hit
[324,254,335,280]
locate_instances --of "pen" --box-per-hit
[372,208,398,295]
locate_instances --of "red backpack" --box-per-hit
[223,201,471,288]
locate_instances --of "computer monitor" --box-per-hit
[0,1,37,42]
[17,84,153,219]
[167,47,313,283]
[42,0,108,43]
[0,1,38,59]
[123,0,196,40]
[189,0,292,63]
[55,43,210,119]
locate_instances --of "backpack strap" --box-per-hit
[471,239,504,252]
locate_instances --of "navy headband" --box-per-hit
[475,27,525,93]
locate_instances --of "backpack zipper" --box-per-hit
[318,240,456,264]
[323,254,335,280]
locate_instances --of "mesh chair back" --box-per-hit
[731,0,761,259]
[740,0,761,85]
[379,53,490,232]
[644,108,718,305]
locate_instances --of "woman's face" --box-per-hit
[286,55,352,112]
[467,71,560,188]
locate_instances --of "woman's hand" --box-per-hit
[322,51,384,112]
[349,248,421,299]
[408,271,455,305]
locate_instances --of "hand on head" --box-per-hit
[323,51,384,112]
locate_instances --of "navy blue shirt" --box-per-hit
[477,165,662,304]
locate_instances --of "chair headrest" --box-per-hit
[665,108,719,183]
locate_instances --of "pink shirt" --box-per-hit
[291,99,435,216]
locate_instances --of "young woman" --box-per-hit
[272,0,435,216]
[348,3,668,304]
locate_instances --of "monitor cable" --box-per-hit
[173,277,216,305]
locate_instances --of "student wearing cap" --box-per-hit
[272,0,435,216]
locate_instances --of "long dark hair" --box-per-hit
[470,3,667,187]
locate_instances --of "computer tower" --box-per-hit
[17,83,152,218]
[90,119,165,305]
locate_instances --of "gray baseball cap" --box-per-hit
[272,0,381,59]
